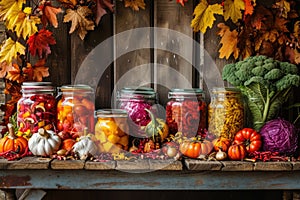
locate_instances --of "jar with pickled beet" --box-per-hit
[166,88,207,138]
[208,87,244,140]
[56,85,95,139]
[95,109,129,153]
[17,82,56,137]
[116,87,158,137]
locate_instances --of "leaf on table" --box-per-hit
[244,0,256,16]
[223,0,245,23]
[272,0,290,18]
[217,23,239,59]
[13,7,41,39]
[176,0,188,7]
[6,63,24,83]
[95,0,114,25]
[27,29,56,58]
[191,0,223,33]
[0,0,24,25]
[124,0,146,11]
[63,6,95,40]
[40,3,63,28]
[0,38,26,65]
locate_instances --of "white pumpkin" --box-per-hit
[28,128,61,156]
[72,135,98,160]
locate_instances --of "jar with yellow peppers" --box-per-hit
[56,85,95,140]
[208,87,244,140]
[17,82,56,139]
[95,109,129,153]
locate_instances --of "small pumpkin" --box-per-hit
[28,128,61,156]
[61,138,76,151]
[72,128,98,160]
[144,109,168,143]
[228,142,247,161]
[212,137,231,152]
[179,138,213,158]
[0,123,28,154]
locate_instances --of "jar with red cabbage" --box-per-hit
[116,87,158,138]
[56,85,95,139]
[166,88,207,138]
[17,82,56,137]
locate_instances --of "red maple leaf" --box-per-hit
[27,29,56,58]
[176,0,188,6]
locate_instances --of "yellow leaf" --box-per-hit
[63,6,95,40]
[0,38,25,64]
[191,0,223,33]
[274,0,290,18]
[224,0,245,23]
[217,23,239,59]
[13,7,40,39]
[124,0,146,11]
[0,0,24,30]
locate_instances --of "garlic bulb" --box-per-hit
[72,135,98,160]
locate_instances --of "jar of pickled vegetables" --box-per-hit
[116,87,158,137]
[56,85,95,139]
[208,87,244,140]
[166,88,207,138]
[17,82,56,138]
[95,109,129,153]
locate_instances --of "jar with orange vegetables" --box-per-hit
[166,88,207,138]
[95,109,129,153]
[17,82,56,138]
[56,85,95,139]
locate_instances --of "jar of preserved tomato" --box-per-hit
[56,85,95,139]
[166,88,207,138]
[116,87,158,138]
[95,109,129,153]
[17,82,56,137]
[208,87,244,140]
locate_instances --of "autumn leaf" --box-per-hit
[293,21,300,39]
[27,29,56,58]
[13,7,41,39]
[0,61,13,78]
[40,3,63,28]
[0,38,26,64]
[95,0,114,25]
[0,0,24,26]
[250,5,273,30]
[63,6,95,40]
[6,63,24,83]
[23,59,49,82]
[191,0,223,33]
[217,23,239,59]
[224,0,245,23]
[176,0,188,7]
[124,0,146,11]
[244,0,255,16]
[57,0,77,7]
[274,16,289,33]
[272,0,290,18]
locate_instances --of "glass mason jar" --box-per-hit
[17,82,56,137]
[116,87,158,138]
[166,88,207,138]
[95,109,129,153]
[56,85,95,139]
[208,87,244,140]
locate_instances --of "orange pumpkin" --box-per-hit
[213,137,231,152]
[61,138,76,151]
[0,123,28,154]
[179,139,213,158]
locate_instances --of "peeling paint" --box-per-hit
[0,175,31,187]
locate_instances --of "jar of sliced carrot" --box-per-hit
[166,88,207,138]
[208,87,244,140]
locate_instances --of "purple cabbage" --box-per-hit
[260,118,298,155]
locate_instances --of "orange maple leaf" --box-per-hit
[6,63,24,83]
[33,59,49,82]
[40,3,62,28]
[217,23,239,59]
[124,0,146,11]
[244,0,255,16]
[0,61,13,78]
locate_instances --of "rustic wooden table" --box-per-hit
[1,157,300,199]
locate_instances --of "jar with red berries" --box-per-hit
[166,88,207,138]
[56,85,95,140]
[17,82,56,138]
